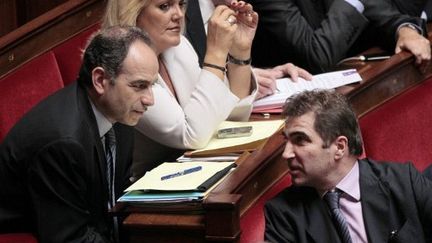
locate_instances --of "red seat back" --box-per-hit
[0,51,63,141]
[0,233,37,243]
[240,175,291,243]
[53,24,100,86]
[359,78,432,171]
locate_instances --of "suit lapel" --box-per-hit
[77,83,108,198]
[305,191,342,243]
[359,160,397,242]
[185,0,207,66]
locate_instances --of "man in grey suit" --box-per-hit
[0,26,158,242]
[265,90,432,243]
[249,0,431,73]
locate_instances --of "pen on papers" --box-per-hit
[161,166,202,181]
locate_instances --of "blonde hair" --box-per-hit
[102,0,151,29]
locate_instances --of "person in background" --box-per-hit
[249,0,431,74]
[185,0,313,99]
[265,89,432,243]
[0,26,158,242]
[102,0,259,178]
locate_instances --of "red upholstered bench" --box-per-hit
[0,51,64,141]
[0,23,99,243]
[240,174,292,243]
[359,77,432,171]
[0,233,38,243]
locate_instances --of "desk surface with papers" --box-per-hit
[120,43,432,243]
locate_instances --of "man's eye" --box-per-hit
[291,136,306,145]
[130,83,148,90]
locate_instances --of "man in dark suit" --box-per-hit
[264,90,432,243]
[249,0,431,73]
[185,0,312,98]
[0,26,158,242]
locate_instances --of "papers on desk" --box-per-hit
[252,69,362,113]
[118,161,236,204]
[184,120,284,157]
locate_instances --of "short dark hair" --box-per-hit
[283,89,363,156]
[78,25,153,87]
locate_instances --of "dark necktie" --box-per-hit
[185,0,207,67]
[105,128,116,208]
[324,189,353,243]
[105,128,119,242]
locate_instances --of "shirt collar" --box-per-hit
[336,161,361,201]
[89,98,113,138]
[199,0,215,27]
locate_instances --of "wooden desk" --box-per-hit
[122,44,432,242]
[123,132,287,243]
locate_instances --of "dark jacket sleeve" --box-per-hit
[250,0,425,73]
[264,199,296,243]
[251,0,369,73]
[28,139,110,243]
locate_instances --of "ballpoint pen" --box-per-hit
[161,166,203,181]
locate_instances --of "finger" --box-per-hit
[257,85,274,98]
[254,68,279,80]
[298,68,313,80]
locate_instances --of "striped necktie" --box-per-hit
[105,128,116,208]
[324,189,352,243]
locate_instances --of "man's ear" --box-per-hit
[92,67,107,95]
[334,136,348,160]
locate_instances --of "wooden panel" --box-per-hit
[0,0,104,80]
[0,0,17,37]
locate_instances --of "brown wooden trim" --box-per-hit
[0,0,104,79]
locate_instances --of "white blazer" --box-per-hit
[134,36,258,151]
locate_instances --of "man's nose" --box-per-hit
[282,141,295,160]
[141,87,154,106]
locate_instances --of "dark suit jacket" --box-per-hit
[0,82,134,242]
[249,0,426,73]
[264,158,432,243]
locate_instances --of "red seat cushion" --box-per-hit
[53,24,100,86]
[359,78,432,171]
[0,51,63,141]
[0,233,37,243]
[240,174,291,243]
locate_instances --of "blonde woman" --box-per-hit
[103,0,259,177]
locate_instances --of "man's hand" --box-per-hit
[395,26,431,65]
[254,63,312,99]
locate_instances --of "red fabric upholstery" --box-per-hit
[0,51,63,141]
[53,24,100,86]
[0,234,37,243]
[240,174,292,243]
[359,77,432,171]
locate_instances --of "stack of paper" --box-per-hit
[118,161,236,204]
[184,120,284,157]
[252,69,362,113]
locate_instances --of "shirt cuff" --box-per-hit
[344,0,364,13]
[397,22,423,36]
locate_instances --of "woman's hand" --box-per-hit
[227,1,258,58]
[205,5,238,66]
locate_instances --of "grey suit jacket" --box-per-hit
[249,0,426,73]
[264,158,432,243]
